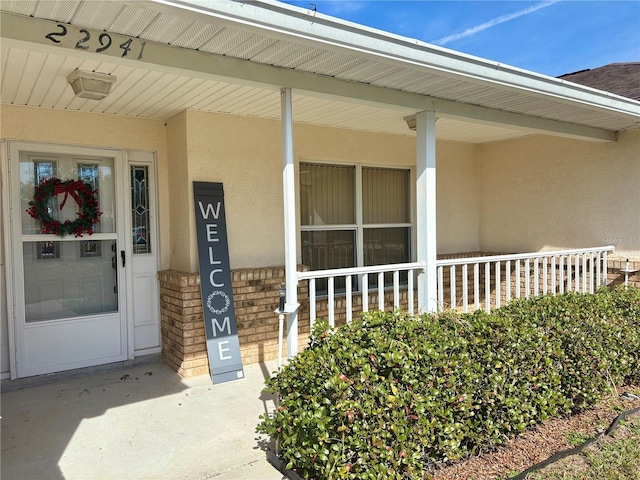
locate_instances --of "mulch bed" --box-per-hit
[429,385,640,480]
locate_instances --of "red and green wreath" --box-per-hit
[27,177,102,237]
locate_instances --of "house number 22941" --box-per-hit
[45,24,145,60]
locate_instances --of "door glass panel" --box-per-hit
[77,163,101,234]
[23,240,119,322]
[20,153,116,235]
[131,165,150,254]
[18,151,119,323]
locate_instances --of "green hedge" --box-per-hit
[257,287,640,480]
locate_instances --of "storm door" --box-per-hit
[9,142,127,378]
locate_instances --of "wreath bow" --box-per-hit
[54,180,85,210]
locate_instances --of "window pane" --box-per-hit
[20,152,116,235]
[300,163,355,226]
[364,227,410,266]
[365,227,410,286]
[78,163,100,233]
[302,230,355,294]
[131,165,150,254]
[23,240,119,322]
[302,230,356,270]
[363,167,410,224]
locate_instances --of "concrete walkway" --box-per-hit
[1,358,284,480]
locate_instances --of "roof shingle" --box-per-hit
[558,62,640,101]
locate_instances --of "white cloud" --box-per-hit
[432,0,560,46]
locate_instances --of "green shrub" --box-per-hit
[257,287,640,480]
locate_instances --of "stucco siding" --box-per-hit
[176,111,480,271]
[478,130,640,259]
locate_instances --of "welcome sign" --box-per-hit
[193,182,244,384]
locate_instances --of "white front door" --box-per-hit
[9,142,128,378]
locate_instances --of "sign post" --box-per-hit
[193,182,244,384]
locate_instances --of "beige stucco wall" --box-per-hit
[168,110,481,272]
[165,111,190,272]
[478,129,640,259]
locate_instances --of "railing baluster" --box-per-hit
[474,262,480,311]
[462,264,469,313]
[408,269,415,315]
[582,253,588,293]
[525,258,531,298]
[596,252,601,287]
[362,273,368,312]
[506,260,511,301]
[559,256,564,294]
[309,278,316,331]
[450,265,456,310]
[437,266,443,311]
[393,270,400,309]
[485,262,491,312]
[589,253,595,293]
[328,276,335,327]
[534,257,540,296]
[495,261,501,309]
[567,255,573,291]
[378,272,384,311]
[603,250,609,286]
[515,260,521,298]
[542,255,556,295]
[346,275,352,324]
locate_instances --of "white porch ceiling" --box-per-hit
[1,0,639,144]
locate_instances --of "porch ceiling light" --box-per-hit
[67,69,116,100]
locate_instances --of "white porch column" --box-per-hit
[416,110,438,313]
[281,87,299,357]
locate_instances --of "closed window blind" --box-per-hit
[300,163,355,226]
[363,167,410,224]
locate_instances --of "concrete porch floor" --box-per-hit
[1,357,285,480]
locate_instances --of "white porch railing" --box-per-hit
[435,246,614,313]
[298,246,615,328]
[297,262,425,329]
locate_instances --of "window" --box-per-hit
[131,165,151,254]
[300,162,411,289]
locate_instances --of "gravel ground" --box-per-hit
[429,385,640,480]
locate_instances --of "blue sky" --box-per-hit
[279,0,640,77]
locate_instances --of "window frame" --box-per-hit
[299,160,414,272]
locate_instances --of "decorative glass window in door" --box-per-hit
[78,162,101,256]
[34,160,60,259]
[131,165,150,254]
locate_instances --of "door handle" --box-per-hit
[121,250,126,268]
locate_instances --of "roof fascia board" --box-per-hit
[0,11,617,142]
[148,0,640,119]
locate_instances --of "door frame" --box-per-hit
[125,150,161,358]
[3,141,131,379]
